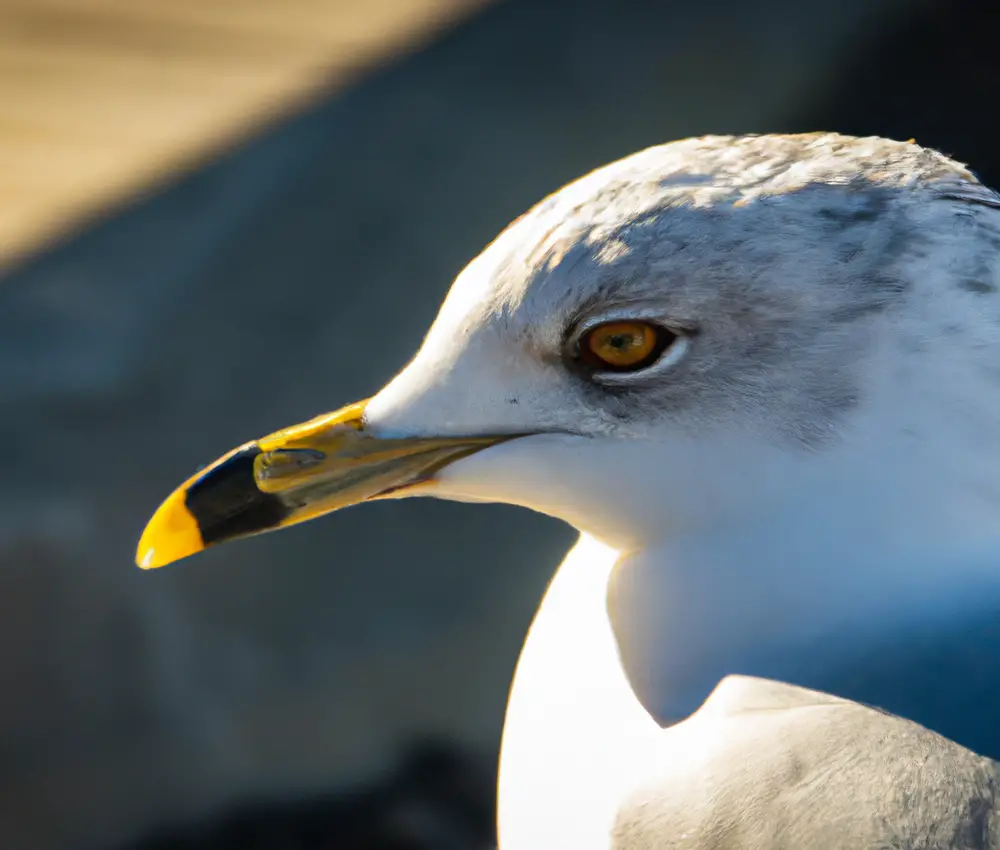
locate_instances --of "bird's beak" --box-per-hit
[135,399,517,569]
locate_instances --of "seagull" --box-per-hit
[136,133,1000,849]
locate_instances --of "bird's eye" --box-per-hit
[576,320,677,372]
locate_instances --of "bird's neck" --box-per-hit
[608,468,1000,723]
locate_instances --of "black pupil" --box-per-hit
[609,333,633,350]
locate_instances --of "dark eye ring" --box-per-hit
[574,320,679,373]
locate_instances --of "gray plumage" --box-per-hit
[613,677,1000,850]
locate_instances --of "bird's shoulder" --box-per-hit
[611,675,1000,850]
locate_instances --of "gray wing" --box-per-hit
[612,676,1000,850]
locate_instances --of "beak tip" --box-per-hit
[135,487,206,570]
[135,542,178,570]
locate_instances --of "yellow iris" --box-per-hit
[582,321,660,370]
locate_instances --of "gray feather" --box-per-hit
[613,677,1000,850]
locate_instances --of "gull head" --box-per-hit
[137,133,1000,568]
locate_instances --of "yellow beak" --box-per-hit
[135,399,516,569]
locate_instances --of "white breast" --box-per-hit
[496,534,662,850]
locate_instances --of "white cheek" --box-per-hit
[430,435,677,551]
[431,429,832,552]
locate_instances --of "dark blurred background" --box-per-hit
[0,0,997,848]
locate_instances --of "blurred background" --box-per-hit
[0,0,997,848]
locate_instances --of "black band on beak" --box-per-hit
[185,444,292,545]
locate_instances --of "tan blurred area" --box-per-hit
[0,0,483,265]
